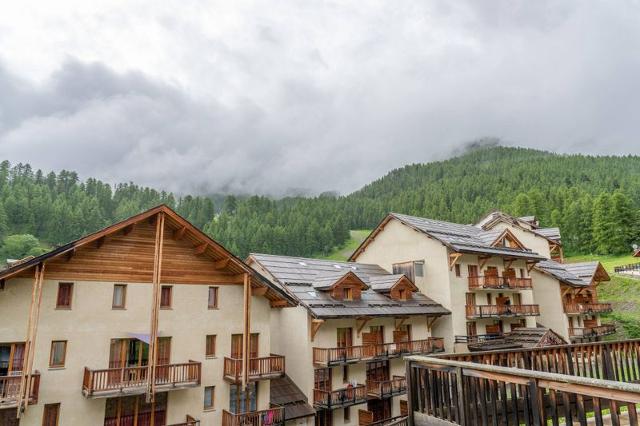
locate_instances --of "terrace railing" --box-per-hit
[563,302,613,314]
[366,376,407,398]
[614,262,640,273]
[223,355,285,383]
[313,338,444,366]
[569,323,616,339]
[82,361,201,397]
[468,276,533,290]
[221,408,284,426]
[406,353,640,426]
[0,371,40,408]
[313,384,367,409]
[465,304,540,319]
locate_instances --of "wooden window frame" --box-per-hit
[160,285,173,309]
[343,287,353,301]
[42,403,61,426]
[206,335,216,358]
[112,284,127,309]
[56,282,73,310]
[208,286,219,309]
[49,340,67,368]
[204,385,215,411]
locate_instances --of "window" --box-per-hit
[342,365,348,383]
[112,284,127,309]
[343,287,353,301]
[208,287,218,309]
[392,261,423,282]
[454,264,461,277]
[49,341,67,368]
[204,386,215,410]
[398,288,407,300]
[336,328,353,348]
[206,335,216,358]
[42,403,60,426]
[414,261,424,277]
[230,383,257,414]
[56,283,73,309]
[160,286,172,309]
[344,407,351,422]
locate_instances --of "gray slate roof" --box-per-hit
[390,213,546,260]
[535,260,599,287]
[270,375,315,420]
[535,227,562,242]
[250,253,450,319]
[369,274,407,292]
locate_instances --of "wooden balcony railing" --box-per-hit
[454,334,504,344]
[366,376,406,398]
[168,415,199,426]
[223,355,285,383]
[314,384,367,409]
[82,361,201,398]
[569,323,616,339]
[465,304,540,318]
[614,262,640,273]
[468,276,532,290]
[563,302,613,314]
[368,416,409,426]
[221,408,284,426]
[313,337,444,366]
[0,372,40,408]
[406,352,640,426]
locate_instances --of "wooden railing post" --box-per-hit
[455,367,467,426]
[406,360,415,426]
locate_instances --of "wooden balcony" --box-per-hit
[221,408,284,426]
[366,376,406,398]
[468,276,532,290]
[454,334,504,344]
[569,324,616,340]
[313,338,445,367]
[223,355,285,383]
[314,384,367,409]
[82,361,201,398]
[168,415,199,426]
[0,372,40,409]
[465,304,540,319]
[563,302,613,314]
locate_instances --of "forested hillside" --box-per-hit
[0,145,638,261]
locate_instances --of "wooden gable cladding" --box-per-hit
[328,272,368,301]
[388,276,418,301]
[491,229,527,251]
[17,220,242,285]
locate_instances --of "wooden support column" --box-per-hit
[17,263,45,418]
[147,212,165,404]
[242,273,251,389]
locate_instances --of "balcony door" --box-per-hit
[230,333,259,359]
[104,394,167,426]
[366,360,389,382]
[367,398,391,422]
[485,267,499,286]
[0,342,25,376]
[504,268,516,285]
[229,383,257,414]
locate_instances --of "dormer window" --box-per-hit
[344,288,354,301]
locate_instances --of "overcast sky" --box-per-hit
[1,1,639,196]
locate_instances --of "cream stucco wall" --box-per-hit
[529,271,570,339]
[0,277,273,426]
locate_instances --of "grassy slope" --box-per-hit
[322,230,371,261]
[565,254,640,339]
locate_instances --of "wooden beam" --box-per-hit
[65,248,76,262]
[252,286,268,296]
[123,224,135,236]
[147,212,165,403]
[96,236,106,249]
[270,300,289,308]
[194,243,208,255]
[356,317,371,336]
[310,319,325,342]
[449,253,463,271]
[527,261,536,273]
[395,317,408,330]
[242,273,251,388]
[478,256,491,270]
[173,226,187,241]
[426,316,439,332]
[213,258,230,270]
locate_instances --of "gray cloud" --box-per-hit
[0,1,639,196]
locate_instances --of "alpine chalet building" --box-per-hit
[247,254,449,426]
[0,205,294,426]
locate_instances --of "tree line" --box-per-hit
[0,145,638,260]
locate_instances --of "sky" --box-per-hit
[1,1,639,196]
